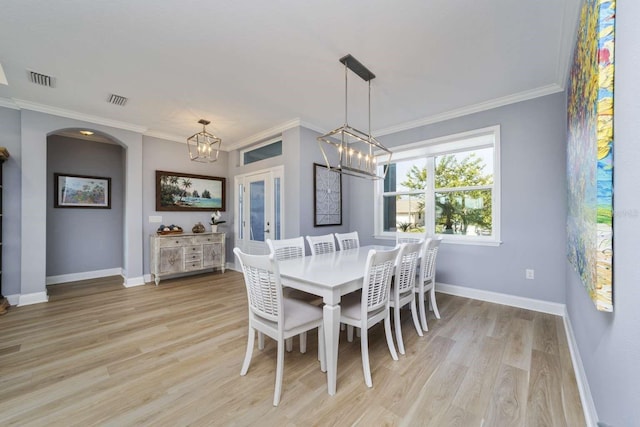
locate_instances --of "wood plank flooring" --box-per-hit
[0,272,585,426]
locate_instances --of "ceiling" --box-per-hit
[0,0,580,151]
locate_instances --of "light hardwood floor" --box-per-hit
[0,272,585,426]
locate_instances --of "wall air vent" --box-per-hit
[28,70,54,87]
[108,94,128,106]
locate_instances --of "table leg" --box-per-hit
[323,303,340,396]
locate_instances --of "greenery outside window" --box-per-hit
[375,126,501,245]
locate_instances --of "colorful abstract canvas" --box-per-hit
[567,0,615,312]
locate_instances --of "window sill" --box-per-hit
[373,234,502,247]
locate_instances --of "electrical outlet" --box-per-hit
[149,215,162,223]
[525,269,535,280]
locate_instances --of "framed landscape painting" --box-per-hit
[54,173,111,209]
[567,0,615,312]
[156,170,226,212]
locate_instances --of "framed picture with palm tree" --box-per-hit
[155,170,225,211]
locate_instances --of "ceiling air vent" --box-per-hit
[28,70,54,87]
[108,93,128,106]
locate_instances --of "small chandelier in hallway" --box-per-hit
[187,119,222,163]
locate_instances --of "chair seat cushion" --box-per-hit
[340,292,385,321]
[283,297,323,330]
[391,285,413,298]
[340,292,362,320]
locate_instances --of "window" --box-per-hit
[375,126,500,245]
[241,138,282,165]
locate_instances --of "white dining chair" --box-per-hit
[334,231,360,250]
[233,248,326,406]
[306,234,336,255]
[396,231,427,245]
[266,236,317,352]
[339,247,400,388]
[389,242,424,355]
[415,237,442,331]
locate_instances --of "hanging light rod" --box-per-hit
[339,54,375,81]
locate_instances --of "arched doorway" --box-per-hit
[45,129,125,287]
[18,110,144,305]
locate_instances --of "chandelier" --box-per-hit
[187,119,222,163]
[317,54,392,179]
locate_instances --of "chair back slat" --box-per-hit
[395,242,422,294]
[267,237,305,261]
[335,231,360,250]
[396,231,427,245]
[306,234,337,255]
[420,237,441,283]
[362,248,399,313]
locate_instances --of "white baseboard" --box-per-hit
[18,292,49,306]
[562,307,599,427]
[436,282,565,316]
[124,276,146,287]
[46,268,123,285]
[4,294,20,306]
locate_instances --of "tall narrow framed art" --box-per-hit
[567,0,615,312]
[314,163,342,226]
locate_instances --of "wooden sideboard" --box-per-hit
[150,232,225,285]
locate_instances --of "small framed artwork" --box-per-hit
[54,173,111,209]
[314,163,342,226]
[156,170,226,212]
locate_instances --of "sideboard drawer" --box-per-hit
[184,259,203,271]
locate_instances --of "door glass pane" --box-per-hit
[274,177,281,240]
[238,183,244,240]
[250,181,265,242]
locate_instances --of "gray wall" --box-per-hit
[565,1,640,424]
[351,92,568,303]
[46,135,124,276]
[142,135,230,275]
[0,107,21,296]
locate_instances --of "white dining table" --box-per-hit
[277,244,393,396]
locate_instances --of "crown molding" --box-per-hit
[224,118,325,151]
[0,97,19,110]
[12,99,148,133]
[375,84,564,137]
[0,62,7,85]
[143,130,186,144]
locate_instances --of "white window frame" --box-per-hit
[374,125,501,246]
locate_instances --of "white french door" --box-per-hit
[235,167,284,255]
